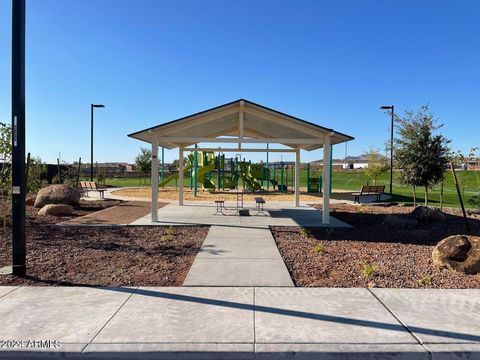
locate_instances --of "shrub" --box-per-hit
[360,260,378,279]
[312,243,325,254]
[160,234,173,242]
[300,228,311,238]
[27,156,46,193]
[160,226,175,242]
[417,275,433,286]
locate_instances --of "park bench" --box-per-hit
[353,185,385,203]
[79,181,105,199]
[254,197,267,215]
[214,198,226,215]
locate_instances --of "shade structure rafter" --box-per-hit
[128,99,354,224]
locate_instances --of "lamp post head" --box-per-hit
[380,105,393,110]
[92,104,105,108]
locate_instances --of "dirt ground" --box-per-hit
[111,187,354,202]
[0,205,208,286]
[271,204,480,288]
[61,201,168,225]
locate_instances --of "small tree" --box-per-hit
[0,122,12,227]
[27,156,46,193]
[467,148,480,210]
[95,164,107,186]
[364,149,389,185]
[394,105,450,206]
[135,147,152,184]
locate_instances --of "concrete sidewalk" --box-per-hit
[0,286,479,359]
[183,226,294,286]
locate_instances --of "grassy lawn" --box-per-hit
[102,169,480,209]
[330,170,480,209]
[104,177,152,187]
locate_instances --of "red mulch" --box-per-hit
[271,204,480,288]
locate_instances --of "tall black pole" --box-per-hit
[389,105,394,195]
[90,104,94,181]
[11,0,26,276]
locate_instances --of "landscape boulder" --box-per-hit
[432,235,480,274]
[26,194,36,206]
[384,214,418,229]
[37,204,73,217]
[34,185,80,208]
[411,206,447,222]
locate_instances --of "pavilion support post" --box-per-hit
[179,146,184,206]
[194,144,198,197]
[151,141,159,222]
[161,147,165,182]
[266,143,269,190]
[295,149,300,207]
[322,135,331,224]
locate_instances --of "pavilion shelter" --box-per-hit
[128,99,354,224]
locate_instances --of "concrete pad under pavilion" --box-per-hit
[129,200,351,228]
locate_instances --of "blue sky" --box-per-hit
[0,0,479,164]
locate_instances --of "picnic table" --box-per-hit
[213,190,267,216]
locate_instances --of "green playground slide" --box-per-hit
[242,172,262,191]
[237,162,263,191]
[159,163,192,187]
[193,163,216,189]
[159,162,216,190]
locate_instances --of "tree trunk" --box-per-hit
[440,179,444,211]
[424,186,428,206]
[413,186,417,207]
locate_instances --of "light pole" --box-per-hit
[11,0,26,276]
[380,105,394,195]
[90,104,105,181]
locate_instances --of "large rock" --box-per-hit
[432,235,480,274]
[38,204,73,216]
[411,206,447,222]
[384,214,418,229]
[34,185,80,208]
[26,194,36,206]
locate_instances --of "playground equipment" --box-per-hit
[159,150,265,194]
[159,149,327,196]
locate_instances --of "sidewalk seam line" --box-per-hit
[367,288,432,359]
[81,287,139,355]
[253,287,256,350]
[0,286,20,300]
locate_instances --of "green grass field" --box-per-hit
[103,169,480,209]
[329,170,480,209]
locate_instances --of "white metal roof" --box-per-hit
[128,99,354,151]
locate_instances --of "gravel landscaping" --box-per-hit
[0,204,208,286]
[271,204,480,288]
